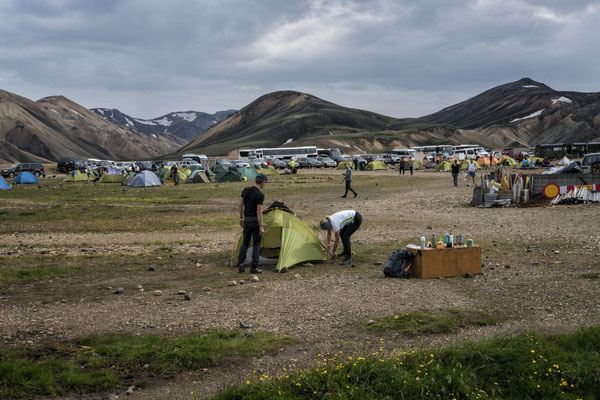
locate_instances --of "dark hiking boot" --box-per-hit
[238,267,245,273]
[250,268,263,274]
[341,195,346,198]
[354,192,358,198]
[339,258,353,266]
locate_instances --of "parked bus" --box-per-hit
[239,146,318,159]
[390,148,416,159]
[534,142,600,159]
[410,145,455,157]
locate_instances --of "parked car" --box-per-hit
[135,161,153,171]
[231,160,249,168]
[581,153,600,174]
[316,156,336,168]
[2,163,46,178]
[361,154,384,163]
[180,159,203,168]
[266,158,286,169]
[382,153,402,164]
[215,159,232,167]
[297,157,322,168]
[57,157,85,173]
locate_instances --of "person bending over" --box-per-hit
[320,209,362,265]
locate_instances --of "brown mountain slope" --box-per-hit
[177,91,461,156]
[0,90,186,163]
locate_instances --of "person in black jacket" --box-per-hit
[451,160,460,187]
[237,174,268,273]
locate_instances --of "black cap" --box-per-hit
[256,173,268,183]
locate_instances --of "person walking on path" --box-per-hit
[342,164,357,198]
[451,159,460,187]
[237,174,268,274]
[320,210,363,265]
[171,164,179,185]
[467,159,476,186]
[408,159,414,176]
[353,157,358,171]
[399,159,406,175]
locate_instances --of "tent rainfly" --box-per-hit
[128,171,162,187]
[98,173,125,183]
[336,161,354,169]
[63,170,89,182]
[0,176,11,190]
[186,170,211,183]
[234,207,327,271]
[365,160,387,170]
[13,172,39,184]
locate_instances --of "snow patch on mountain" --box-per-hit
[173,112,197,122]
[134,119,158,125]
[510,109,544,123]
[551,96,572,104]
[522,85,539,88]
[154,117,172,126]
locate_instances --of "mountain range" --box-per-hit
[2,77,599,163]
[178,78,600,156]
[91,108,235,142]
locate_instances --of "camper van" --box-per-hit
[182,154,208,164]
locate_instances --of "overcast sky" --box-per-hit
[1,0,599,119]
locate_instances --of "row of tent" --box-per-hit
[435,156,547,172]
[0,171,40,189]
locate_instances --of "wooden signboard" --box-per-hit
[408,247,482,279]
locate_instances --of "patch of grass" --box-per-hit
[0,331,296,399]
[580,273,600,280]
[0,255,85,286]
[213,326,600,400]
[366,309,497,335]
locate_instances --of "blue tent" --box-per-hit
[13,171,39,184]
[0,176,11,190]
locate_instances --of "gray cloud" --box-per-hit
[1,0,598,118]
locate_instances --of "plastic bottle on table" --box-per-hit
[448,232,453,248]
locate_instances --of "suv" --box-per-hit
[382,153,401,164]
[316,156,336,168]
[57,157,85,173]
[581,153,600,174]
[2,163,46,178]
[297,157,321,168]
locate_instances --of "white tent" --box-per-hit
[413,151,427,161]
[558,156,571,166]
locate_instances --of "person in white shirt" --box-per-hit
[467,159,476,186]
[320,210,362,265]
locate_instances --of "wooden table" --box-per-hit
[408,246,482,278]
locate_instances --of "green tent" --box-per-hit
[336,161,354,169]
[234,208,327,271]
[63,170,89,182]
[435,161,452,172]
[527,156,544,164]
[186,170,211,183]
[164,168,189,183]
[413,159,424,169]
[237,167,258,181]
[255,165,279,175]
[459,160,482,170]
[158,167,171,179]
[365,160,387,170]
[215,169,243,183]
[98,173,125,183]
[499,157,518,166]
[212,164,229,175]
[121,172,137,186]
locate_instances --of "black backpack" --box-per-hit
[383,250,416,278]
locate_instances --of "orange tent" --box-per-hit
[477,157,499,165]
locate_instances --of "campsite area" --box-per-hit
[1,166,599,399]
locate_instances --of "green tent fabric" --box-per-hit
[435,161,451,172]
[255,165,279,175]
[459,160,482,170]
[164,168,189,183]
[237,166,258,181]
[499,157,518,166]
[413,159,424,169]
[98,173,125,183]
[212,164,229,175]
[365,160,387,170]
[215,169,243,183]
[186,170,211,183]
[63,170,89,182]
[336,161,354,169]
[234,208,327,271]
[158,167,171,179]
[121,172,137,186]
[527,156,544,163]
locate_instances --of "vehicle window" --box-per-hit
[583,155,600,166]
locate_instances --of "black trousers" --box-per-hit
[340,212,362,259]
[344,180,357,197]
[238,219,261,269]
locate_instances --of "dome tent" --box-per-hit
[0,176,11,190]
[63,170,89,182]
[233,206,327,272]
[128,170,162,187]
[365,160,387,170]
[13,172,39,184]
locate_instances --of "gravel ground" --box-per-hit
[1,169,599,399]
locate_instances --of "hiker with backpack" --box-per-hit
[236,173,268,274]
[320,209,362,266]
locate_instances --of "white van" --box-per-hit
[581,153,600,173]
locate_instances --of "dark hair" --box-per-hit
[256,173,268,184]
